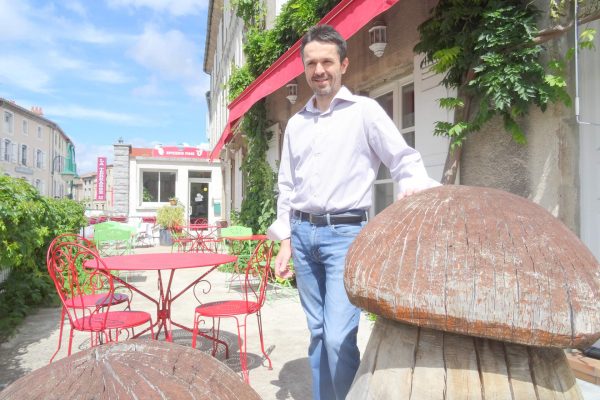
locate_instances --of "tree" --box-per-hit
[414,0,599,184]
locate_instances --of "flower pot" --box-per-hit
[159,228,173,246]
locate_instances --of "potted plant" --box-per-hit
[168,197,178,206]
[156,204,184,246]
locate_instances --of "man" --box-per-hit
[267,25,439,399]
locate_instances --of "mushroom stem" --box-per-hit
[348,318,583,400]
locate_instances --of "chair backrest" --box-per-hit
[220,225,252,238]
[47,233,97,266]
[47,241,116,331]
[242,240,274,308]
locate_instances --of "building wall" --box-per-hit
[127,157,223,224]
[0,99,76,198]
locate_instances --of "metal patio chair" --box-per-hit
[191,239,274,383]
[47,241,153,360]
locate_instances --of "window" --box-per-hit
[37,126,42,139]
[22,120,28,135]
[371,79,415,216]
[20,144,28,166]
[141,171,176,203]
[36,149,44,169]
[1,139,11,162]
[4,111,13,134]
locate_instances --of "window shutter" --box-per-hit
[0,139,5,160]
[12,143,18,163]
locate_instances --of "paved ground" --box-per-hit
[0,245,374,399]
[1,244,598,399]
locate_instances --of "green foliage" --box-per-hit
[238,102,277,234]
[226,0,339,233]
[0,175,87,341]
[415,1,571,147]
[156,204,184,229]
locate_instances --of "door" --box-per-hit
[189,181,209,223]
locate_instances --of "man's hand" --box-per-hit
[275,239,294,279]
[397,188,422,200]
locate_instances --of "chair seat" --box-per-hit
[64,293,128,309]
[74,311,151,331]
[195,300,260,317]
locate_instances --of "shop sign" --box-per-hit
[152,146,210,159]
[96,157,107,201]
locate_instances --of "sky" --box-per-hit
[0,0,210,174]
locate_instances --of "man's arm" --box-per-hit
[274,238,294,278]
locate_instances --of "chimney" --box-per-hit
[31,106,44,116]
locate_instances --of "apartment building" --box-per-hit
[76,165,115,212]
[0,98,77,198]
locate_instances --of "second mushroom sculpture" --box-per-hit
[345,185,600,399]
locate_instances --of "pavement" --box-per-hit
[0,244,598,399]
[0,245,374,399]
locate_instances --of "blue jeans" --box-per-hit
[290,217,365,400]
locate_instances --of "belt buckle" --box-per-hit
[308,213,318,224]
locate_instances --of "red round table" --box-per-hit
[86,252,237,341]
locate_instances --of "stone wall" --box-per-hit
[112,143,131,215]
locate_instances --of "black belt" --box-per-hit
[293,210,368,226]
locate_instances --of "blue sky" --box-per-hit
[0,0,210,174]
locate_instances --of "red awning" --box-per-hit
[210,0,400,161]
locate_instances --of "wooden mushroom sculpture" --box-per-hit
[345,185,600,399]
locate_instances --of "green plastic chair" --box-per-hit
[93,222,137,256]
[219,226,253,289]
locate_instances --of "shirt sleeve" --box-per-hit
[365,99,441,192]
[267,127,293,240]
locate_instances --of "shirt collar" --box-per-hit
[301,86,356,115]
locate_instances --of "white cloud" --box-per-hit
[107,0,208,16]
[132,76,163,97]
[86,69,130,84]
[130,26,199,79]
[64,0,87,17]
[0,55,51,93]
[0,0,34,40]
[45,104,149,126]
[74,143,115,175]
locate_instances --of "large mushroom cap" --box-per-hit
[345,185,600,348]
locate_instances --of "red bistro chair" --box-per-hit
[192,239,274,383]
[46,234,132,363]
[47,241,153,360]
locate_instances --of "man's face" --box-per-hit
[302,41,348,101]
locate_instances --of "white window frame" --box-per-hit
[36,149,44,169]
[20,144,28,166]
[22,120,28,135]
[139,169,177,205]
[4,111,14,135]
[37,125,42,140]
[370,76,415,216]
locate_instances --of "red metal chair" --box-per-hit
[47,234,132,363]
[191,239,274,383]
[47,240,153,360]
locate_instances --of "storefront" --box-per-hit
[124,145,222,225]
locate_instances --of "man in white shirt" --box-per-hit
[268,25,438,400]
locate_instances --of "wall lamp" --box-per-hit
[286,82,298,104]
[369,22,387,58]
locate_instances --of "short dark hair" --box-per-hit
[300,24,347,62]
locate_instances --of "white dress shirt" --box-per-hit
[267,86,439,240]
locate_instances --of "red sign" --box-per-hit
[151,146,210,159]
[96,157,107,201]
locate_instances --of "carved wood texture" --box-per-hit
[347,318,583,400]
[0,340,261,400]
[345,185,600,348]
